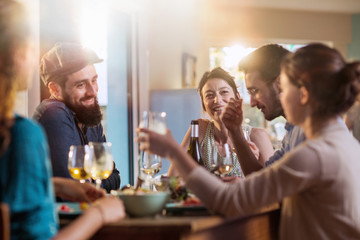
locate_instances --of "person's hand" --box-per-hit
[92,197,125,224]
[136,128,178,160]
[247,141,260,160]
[221,98,244,133]
[53,177,106,202]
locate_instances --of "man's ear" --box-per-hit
[48,82,63,100]
[273,76,281,95]
[299,86,309,105]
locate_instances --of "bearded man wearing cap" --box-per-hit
[33,42,120,192]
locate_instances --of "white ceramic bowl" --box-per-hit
[112,191,169,217]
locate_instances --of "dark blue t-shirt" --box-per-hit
[33,99,120,192]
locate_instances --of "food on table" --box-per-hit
[80,202,89,210]
[158,176,203,205]
[57,203,75,213]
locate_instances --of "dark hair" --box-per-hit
[198,67,239,111]
[239,44,290,84]
[0,1,29,155]
[51,74,67,89]
[282,43,360,118]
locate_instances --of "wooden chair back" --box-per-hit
[181,208,281,240]
[0,203,10,240]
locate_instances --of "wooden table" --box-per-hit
[60,204,280,240]
[182,208,281,240]
[60,213,223,240]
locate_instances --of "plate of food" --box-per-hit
[56,202,89,218]
[156,176,210,215]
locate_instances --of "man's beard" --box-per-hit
[258,82,283,121]
[63,94,103,127]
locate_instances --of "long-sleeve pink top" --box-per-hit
[186,121,360,239]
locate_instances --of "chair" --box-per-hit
[0,203,10,240]
[181,208,281,240]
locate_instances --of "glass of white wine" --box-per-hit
[211,143,234,177]
[68,145,91,183]
[139,111,166,189]
[85,142,114,189]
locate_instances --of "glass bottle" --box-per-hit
[187,120,204,166]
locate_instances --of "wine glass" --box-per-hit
[139,111,166,189]
[68,145,91,183]
[242,125,251,141]
[85,142,114,189]
[211,143,234,177]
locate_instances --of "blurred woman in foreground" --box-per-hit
[0,2,124,239]
[138,43,360,239]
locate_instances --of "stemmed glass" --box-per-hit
[211,143,234,177]
[84,142,114,189]
[242,125,251,141]
[68,145,91,183]
[139,111,167,189]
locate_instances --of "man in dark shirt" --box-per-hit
[33,42,120,192]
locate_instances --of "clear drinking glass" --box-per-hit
[211,143,234,177]
[68,145,91,183]
[242,125,251,141]
[139,111,167,189]
[85,142,114,189]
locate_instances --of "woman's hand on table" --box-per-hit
[53,177,106,203]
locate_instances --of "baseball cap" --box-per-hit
[40,42,103,86]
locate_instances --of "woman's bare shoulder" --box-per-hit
[198,118,210,142]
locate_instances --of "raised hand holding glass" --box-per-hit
[139,111,166,189]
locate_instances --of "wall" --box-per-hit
[14,0,40,117]
[348,14,360,60]
[146,2,352,90]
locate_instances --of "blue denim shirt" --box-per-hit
[0,116,58,239]
[33,98,120,192]
[265,117,349,166]
[266,122,306,166]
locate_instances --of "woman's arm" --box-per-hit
[250,128,274,166]
[52,177,106,202]
[53,197,125,240]
[137,127,320,218]
[139,129,198,180]
[167,126,191,176]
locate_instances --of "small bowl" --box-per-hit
[111,191,169,217]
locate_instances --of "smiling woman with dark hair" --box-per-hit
[167,67,274,178]
[138,43,360,239]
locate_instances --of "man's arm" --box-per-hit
[35,103,80,179]
[221,98,263,176]
[101,163,121,192]
[228,127,263,175]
